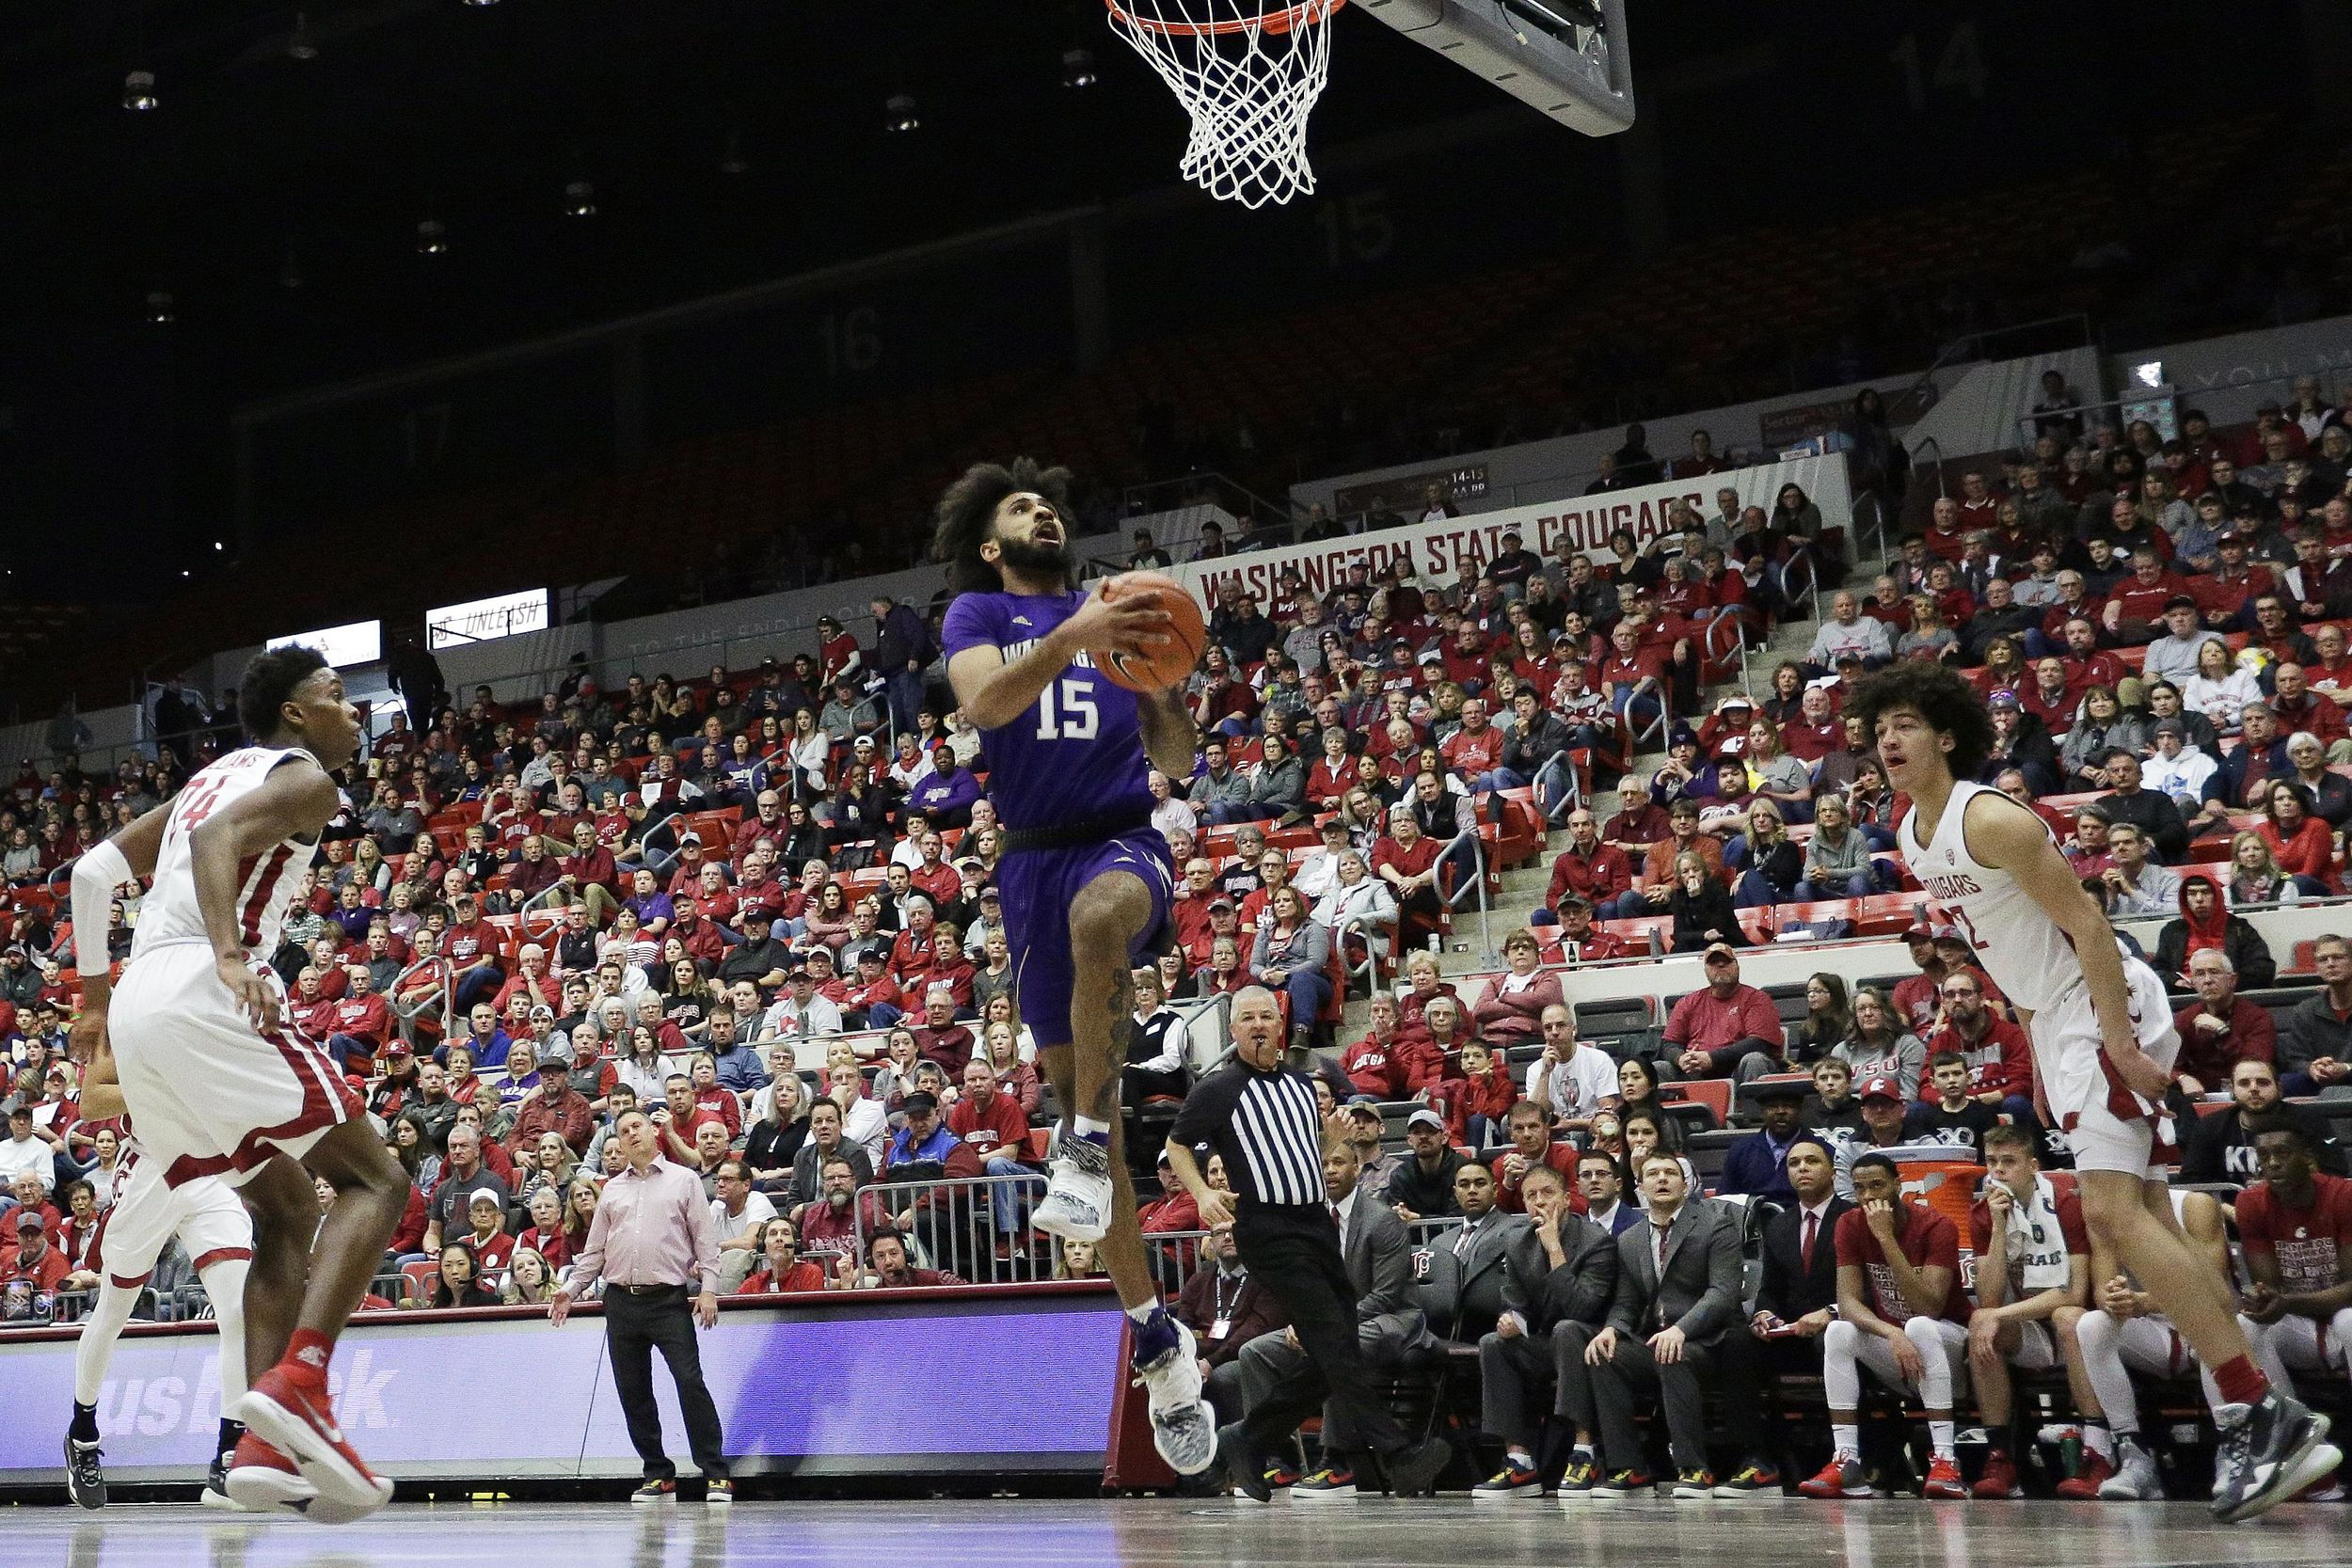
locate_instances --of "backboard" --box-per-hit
[1359,0,1634,136]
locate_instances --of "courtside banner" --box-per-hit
[0,1288,1124,1487]
[1168,452,1851,613]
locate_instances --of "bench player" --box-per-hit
[2236,1119,2352,1429]
[1964,1124,2092,1498]
[1849,660,2337,1520]
[71,646,411,1522]
[59,1038,257,1512]
[932,458,1215,1475]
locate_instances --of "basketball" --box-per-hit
[1091,571,1207,693]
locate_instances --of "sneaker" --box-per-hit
[224,1432,348,1521]
[1798,1452,1875,1500]
[1972,1450,2022,1499]
[1672,1467,1717,1499]
[63,1433,105,1511]
[2299,1480,2345,1502]
[233,1362,395,1524]
[1263,1460,1302,1493]
[1031,1131,1113,1244]
[705,1477,734,1505]
[1713,1461,1783,1498]
[631,1478,679,1505]
[2055,1449,2117,1500]
[1592,1467,1657,1499]
[1385,1437,1452,1498]
[1557,1454,1599,1501]
[1131,1315,1215,1476]
[2211,1393,2341,1523]
[2094,1440,2162,1501]
[1472,1457,1544,1500]
[1922,1456,1969,1499]
[1217,1423,1271,1504]
[1293,1466,1358,1501]
[200,1448,249,1513]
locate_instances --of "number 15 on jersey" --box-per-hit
[1036,675,1098,741]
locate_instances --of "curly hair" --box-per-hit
[237,643,330,740]
[928,458,1074,595]
[1845,659,1995,780]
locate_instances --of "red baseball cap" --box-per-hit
[1858,1075,1903,1102]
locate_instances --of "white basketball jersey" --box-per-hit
[132,746,324,963]
[1898,780,2079,1013]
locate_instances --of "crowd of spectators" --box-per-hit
[4,388,2352,1497]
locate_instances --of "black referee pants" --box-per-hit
[1233,1204,1412,1465]
[604,1285,728,1481]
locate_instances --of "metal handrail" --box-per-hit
[1437,816,1496,967]
[389,954,453,1049]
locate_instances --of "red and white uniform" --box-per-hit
[1899,781,2179,1176]
[88,1138,252,1291]
[2235,1171,2352,1381]
[109,746,363,1189]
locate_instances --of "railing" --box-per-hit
[1438,816,1497,967]
[389,954,453,1050]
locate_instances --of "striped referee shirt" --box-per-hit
[1168,1061,1327,1209]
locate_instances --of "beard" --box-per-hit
[995,535,1071,578]
[827,1190,850,1212]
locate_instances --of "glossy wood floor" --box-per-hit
[7,1496,2348,1568]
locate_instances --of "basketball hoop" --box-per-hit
[1105,0,1343,210]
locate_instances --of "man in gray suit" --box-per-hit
[1237,1139,1428,1479]
[1562,1152,1778,1498]
[1470,1163,1620,1498]
[1438,1163,1523,1340]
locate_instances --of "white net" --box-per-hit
[1106,0,1342,210]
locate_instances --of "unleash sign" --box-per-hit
[0,1291,1125,1486]
[1169,452,1851,614]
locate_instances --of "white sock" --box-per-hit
[199,1259,251,1405]
[73,1282,142,1407]
[1125,1301,1159,1325]
[1929,1419,1955,1460]
[2082,1422,2114,1462]
[1831,1422,1859,1458]
[1073,1116,1113,1140]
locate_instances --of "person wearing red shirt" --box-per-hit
[908,838,962,911]
[1920,969,2034,1124]
[949,1057,1034,1249]
[1598,779,1671,859]
[739,1217,828,1294]
[1544,810,1632,915]
[1467,931,1563,1049]
[1233,848,1293,932]
[841,950,906,1029]
[1549,897,1634,962]
[2017,657,2079,737]
[1439,697,1510,794]
[1595,621,1668,731]
[887,902,941,991]
[911,990,976,1078]
[1439,624,1490,689]
[1486,1099,1582,1212]
[1779,686,1843,763]
[2259,780,2341,895]
[732,792,790,870]
[2055,618,2128,697]
[1371,810,1447,948]
[288,965,341,1055]
[1339,995,1410,1100]
[442,891,507,1011]
[2,1211,72,1293]
[2170,946,2278,1096]
[1799,1154,1974,1500]
[2234,1120,2352,1398]
[2265,664,2351,756]
[1662,944,1784,1081]
[2101,546,2189,643]
[1395,996,1472,1114]
[1391,951,1459,1042]
[670,897,727,968]
[323,967,392,1068]
[458,1190,516,1276]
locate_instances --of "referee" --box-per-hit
[550,1107,733,1504]
[1167,987,1451,1500]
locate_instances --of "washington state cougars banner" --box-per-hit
[1166,451,1853,614]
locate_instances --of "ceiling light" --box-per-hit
[145,291,175,325]
[718,130,749,176]
[564,180,597,217]
[288,12,319,60]
[417,219,449,255]
[279,248,305,290]
[885,93,919,134]
[1062,48,1098,88]
[123,71,158,112]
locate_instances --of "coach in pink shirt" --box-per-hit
[549,1108,733,1503]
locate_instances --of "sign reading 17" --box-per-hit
[1035,676,1099,741]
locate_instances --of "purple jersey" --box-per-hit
[939,589,1155,833]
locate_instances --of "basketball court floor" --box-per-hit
[7,1497,2346,1568]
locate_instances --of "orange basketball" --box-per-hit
[1092,571,1209,693]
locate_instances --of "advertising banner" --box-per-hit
[1168,452,1851,615]
[0,1291,1124,1486]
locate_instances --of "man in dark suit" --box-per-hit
[1561,1152,1780,1497]
[1470,1164,1620,1497]
[1235,1138,1428,1470]
[1174,1222,1288,1426]
[1438,1163,1524,1340]
[1720,1135,1851,1476]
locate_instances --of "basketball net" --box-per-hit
[1105,0,1343,210]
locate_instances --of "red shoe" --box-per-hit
[1797,1453,1875,1499]
[224,1431,321,1518]
[1971,1450,2022,1499]
[1923,1456,1970,1498]
[2054,1449,2116,1499]
[233,1361,395,1524]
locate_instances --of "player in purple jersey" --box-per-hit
[933,458,1216,1475]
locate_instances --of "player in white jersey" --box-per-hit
[1851,660,2337,1521]
[69,646,409,1524]
[59,1039,257,1512]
